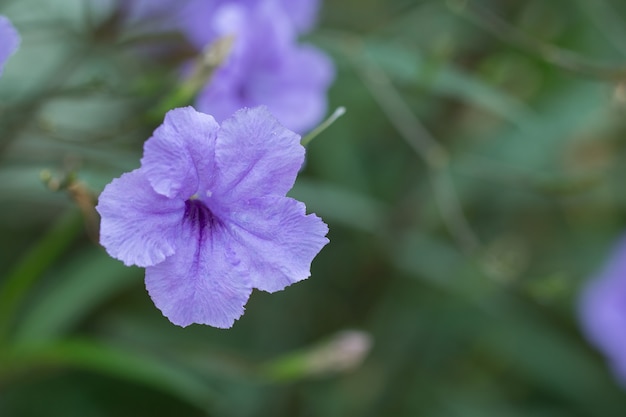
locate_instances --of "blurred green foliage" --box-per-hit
[2,0,626,415]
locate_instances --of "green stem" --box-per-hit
[301,106,346,147]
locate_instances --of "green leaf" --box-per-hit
[13,248,140,344]
[0,339,218,412]
[0,210,84,342]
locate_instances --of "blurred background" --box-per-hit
[2,0,626,415]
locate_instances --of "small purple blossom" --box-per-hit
[579,235,626,385]
[0,16,20,75]
[194,1,334,133]
[117,0,333,133]
[96,106,329,328]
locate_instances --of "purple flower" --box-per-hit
[122,0,320,40]
[194,2,334,133]
[276,0,320,34]
[579,235,626,385]
[0,16,20,75]
[96,106,329,328]
[117,0,333,133]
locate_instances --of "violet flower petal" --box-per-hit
[145,205,253,328]
[579,236,626,384]
[141,107,220,199]
[213,106,304,202]
[181,1,246,50]
[96,170,185,267]
[250,44,334,133]
[278,0,320,33]
[0,16,20,75]
[194,80,245,128]
[227,196,329,292]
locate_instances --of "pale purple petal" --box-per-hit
[212,107,304,202]
[579,235,626,384]
[195,78,246,127]
[0,16,20,75]
[141,107,220,199]
[180,1,245,50]
[278,0,320,33]
[180,0,307,49]
[96,169,185,267]
[145,200,253,328]
[193,2,335,133]
[226,196,329,292]
[251,44,334,133]
[196,44,334,132]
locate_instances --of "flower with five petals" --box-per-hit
[97,106,329,328]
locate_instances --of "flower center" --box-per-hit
[184,198,216,238]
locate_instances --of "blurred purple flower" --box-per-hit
[0,16,20,75]
[278,0,320,33]
[194,2,334,133]
[117,0,333,133]
[579,235,626,385]
[96,106,329,328]
[121,0,320,40]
